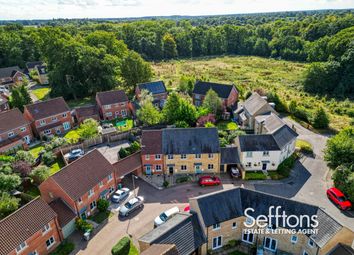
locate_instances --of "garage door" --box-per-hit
[62,218,76,239]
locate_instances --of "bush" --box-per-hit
[111,236,131,255]
[30,165,51,185]
[14,150,35,165]
[11,160,32,176]
[42,151,55,166]
[311,107,329,129]
[332,164,354,201]
[50,240,75,255]
[277,153,298,178]
[75,218,93,232]
[244,171,267,180]
[163,181,169,187]
[296,140,313,154]
[97,198,110,212]
[176,176,191,183]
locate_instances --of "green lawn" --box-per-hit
[29,144,45,158]
[103,118,134,132]
[88,210,113,224]
[67,97,95,108]
[64,129,81,144]
[296,139,313,154]
[50,157,65,175]
[244,171,267,180]
[216,120,238,130]
[32,87,51,100]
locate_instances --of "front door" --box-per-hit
[23,135,30,144]
[146,166,152,175]
[195,165,202,174]
[262,163,267,170]
[168,166,174,174]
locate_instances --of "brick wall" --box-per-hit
[141,153,165,174]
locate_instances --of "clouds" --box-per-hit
[0,0,353,20]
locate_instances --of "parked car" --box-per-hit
[198,175,221,187]
[64,149,84,162]
[230,167,241,178]
[154,206,180,227]
[111,188,130,203]
[326,187,352,210]
[119,196,144,217]
[0,86,9,94]
[183,205,190,212]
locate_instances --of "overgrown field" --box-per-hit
[152,56,353,131]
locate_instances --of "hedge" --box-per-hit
[111,236,130,255]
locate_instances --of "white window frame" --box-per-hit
[63,122,71,131]
[90,200,97,210]
[212,223,221,230]
[78,197,83,204]
[155,165,162,171]
[303,251,309,255]
[16,241,27,253]
[44,129,51,135]
[155,154,161,160]
[51,116,57,122]
[246,151,253,158]
[62,113,67,118]
[308,239,314,248]
[263,237,277,252]
[42,223,51,234]
[167,154,173,159]
[263,151,270,156]
[195,154,201,159]
[105,112,112,117]
[120,102,126,107]
[88,188,94,197]
[181,154,187,159]
[107,174,113,182]
[121,109,127,117]
[46,236,55,249]
[40,120,46,126]
[245,162,252,167]
[181,165,187,171]
[242,232,254,244]
[208,153,214,158]
[208,164,214,170]
[20,127,26,132]
[8,131,15,138]
[104,105,111,109]
[145,154,150,160]
[232,222,237,229]
[245,217,254,225]
[99,181,103,187]
[291,235,298,244]
[212,236,222,250]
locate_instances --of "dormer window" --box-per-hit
[40,120,46,126]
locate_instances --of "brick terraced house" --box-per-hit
[39,149,116,219]
[136,81,168,108]
[141,128,220,175]
[0,108,33,153]
[24,97,72,138]
[0,198,62,255]
[0,66,27,89]
[96,90,130,120]
[192,81,238,110]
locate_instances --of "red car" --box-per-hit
[198,176,221,186]
[326,187,352,210]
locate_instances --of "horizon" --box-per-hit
[0,0,354,21]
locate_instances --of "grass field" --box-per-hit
[32,86,50,100]
[152,56,353,131]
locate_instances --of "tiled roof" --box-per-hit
[75,105,99,118]
[0,198,57,255]
[220,147,240,164]
[49,199,76,227]
[96,90,128,105]
[36,121,64,132]
[141,130,163,154]
[139,213,206,255]
[238,134,280,151]
[327,243,354,255]
[272,125,298,149]
[138,81,167,95]
[0,66,22,78]
[193,81,235,99]
[141,244,178,255]
[162,128,220,154]
[243,92,273,115]
[193,188,343,247]
[47,149,115,201]
[26,61,43,69]
[25,97,70,120]
[114,151,142,177]
[256,113,284,133]
[0,108,29,134]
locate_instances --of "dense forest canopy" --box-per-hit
[0,9,354,98]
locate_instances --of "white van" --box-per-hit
[154,206,180,227]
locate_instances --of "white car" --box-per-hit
[119,196,144,217]
[154,206,180,227]
[111,188,130,203]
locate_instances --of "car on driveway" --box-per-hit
[154,206,180,227]
[64,149,84,163]
[111,188,130,203]
[230,167,241,178]
[326,187,352,210]
[119,196,144,217]
[198,175,221,186]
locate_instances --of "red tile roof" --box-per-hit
[141,130,162,154]
[75,105,99,119]
[49,199,76,227]
[0,108,29,134]
[48,149,115,201]
[0,198,57,255]
[96,90,128,105]
[113,151,142,177]
[25,97,70,120]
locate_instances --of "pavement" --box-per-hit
[94,140,131,164]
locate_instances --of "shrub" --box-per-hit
[332,164,354,201]
[296,140,313,154]
[176,176,191,183]
[14,150,35,165]
[30,165,51,185]
[42,151,55,166]
[111,236,130,255]
[50,240,75,255]
[311,107,329,129]
[163,181,169,187]
[277,153,298,178]
[0,155,14,163]
[75,218,93,232]
[97,198,110,212]
[11,160,32,176]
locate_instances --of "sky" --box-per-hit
[0,0,353,20]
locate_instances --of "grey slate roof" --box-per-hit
[243,92,273,115]
[238,134,280,151]
[139,213,206,255]
[272,125,298,149]
[138,81,167,95]
[327,243,354,255]
[0,66,22,78]
[193,188,343,248]
[220,147,240,164]
[162,128,220,154]
[256,113,285,133]
[193,81,235,99]
[26,61,43,70]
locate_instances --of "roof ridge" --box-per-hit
[24,96,65,107]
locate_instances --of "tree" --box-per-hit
[10,84,32,112]
[42,151,55,166]
[178,97,197,125]
[266,91,287,112]
[202,89,222,115]
[14,150,35,165]
[30,165,50,185]
[137,101,162,126]
[0,173,21,192]
[0,193,20,219]
[324,127,354,168]
[11,160,32,176]
[178,75,194,95]
[162,33,177,59]
[332,164,354,201]
[97,198,110,212]
[138,89,154,106]
[163,93,181,124]
[78,118,99,139]
[120,50,152,94]
[311,107,329,129]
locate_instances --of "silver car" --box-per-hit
[111,188,130,203]
[119,196,144,217]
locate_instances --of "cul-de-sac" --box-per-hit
[0,3,353,255]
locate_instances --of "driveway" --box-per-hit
[94,141,131,164]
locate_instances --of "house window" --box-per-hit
[121,110,127,117]
[42,223,51,234]
[88,188,94,197]
[106,112,112,117]
[308,239,314,248]
[99,181,103,187]
[51,116,57,122]
[55,128,61,134]
[115,111,120,116]
[145,154,150,160]
[155,165,162,171]
[62,113,67,118]
[212,236,222,250]
[264,237,277,252]
[167,154,173,159]
[303,251,309,255]
[195,94,201,100]
[232,222,237,229]
[245,217,254,226]
[195,154,201,159]
[40,120,46,126]
[120,102,126,107]
[8,131,15,138]
[181,165,187,171]
[208,164,214,170]
[246,151,253,158]
[16,242,27,253]
[30,251,38,255]
[245,162,252,168]
[78,197,83,204]
[291,235,298,244]
[212,223,220,230]
[155,154,161,160]
[90,200,97,210]
[181,154,186,159]
[46,236,55,249]
[104,105,111,109]
[109,186,114,193]
[208,153,213,158]
[44,129,51,135]
[263,151,269,156]
[242,232,254,244]
[20,127,26,132]
[108,174,113,182]
[63,122,71,130]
